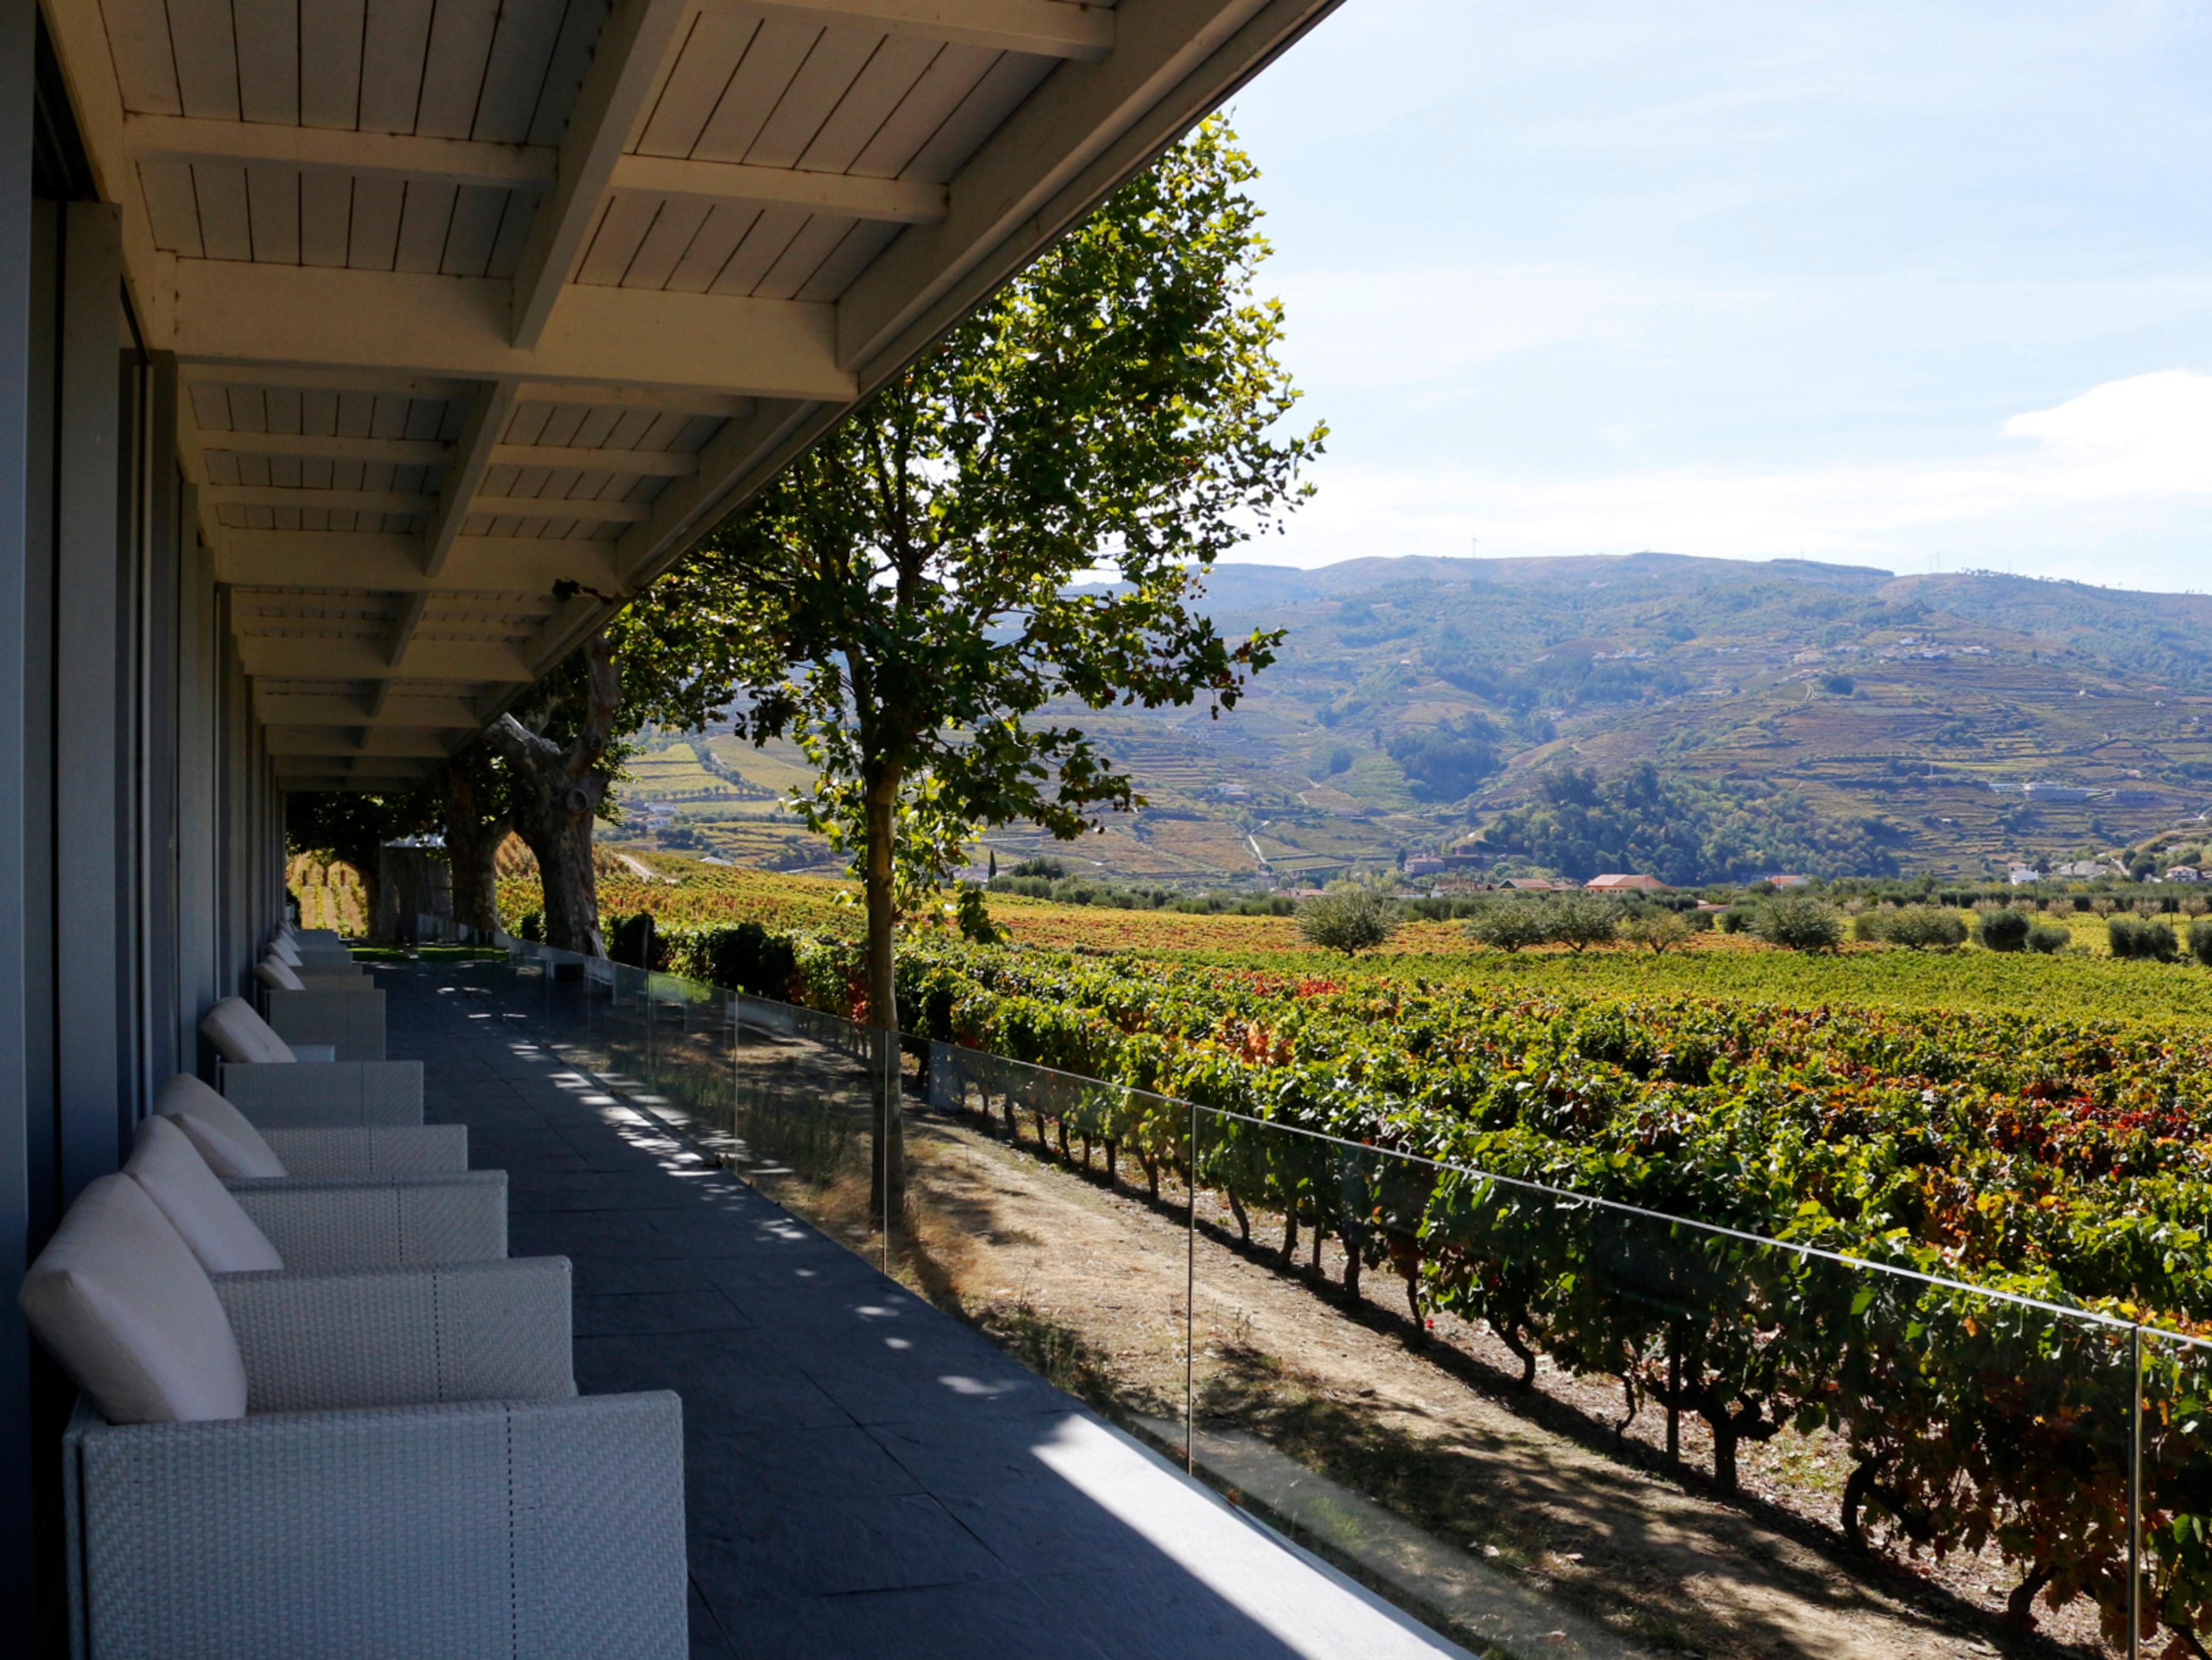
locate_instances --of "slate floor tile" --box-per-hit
[688,1492,1002,1597]
[694,1580,1114,1660]
[574,1290,752,1337]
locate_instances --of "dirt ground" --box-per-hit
[824,1109,2116,1660]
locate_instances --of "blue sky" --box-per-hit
[1226,0,2212,590]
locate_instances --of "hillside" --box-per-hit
[614,553,2212,883]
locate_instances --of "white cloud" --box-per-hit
[1237,370,2212,584]
[2002,369,2212,498]
[1272,264,1740,391]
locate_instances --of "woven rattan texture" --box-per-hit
[227,1171,506,1270]
[215,1257,573,1410]
[219,1061,423,1128]
[261,1125,468,1179]
[265,989,386,1062]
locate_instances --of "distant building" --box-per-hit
[2007,865,2039,886]
[1585,873,1666,892]
[1404,856,1449,878]
[1504,877,1567,892]
[2167,866,2203,883]
[2055,860,2111,879]
[1767,874,1812,888]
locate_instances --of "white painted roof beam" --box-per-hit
[169,263,855,403]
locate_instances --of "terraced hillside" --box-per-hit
[612,554,2212,883]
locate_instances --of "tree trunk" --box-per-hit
[440,750,509,939]
[862,763,905,1227]
[485,632,621,957]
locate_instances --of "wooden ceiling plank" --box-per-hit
[510,0,694,347]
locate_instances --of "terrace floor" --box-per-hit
[386,961,1469,1660]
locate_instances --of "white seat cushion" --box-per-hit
[157,1075,287,1179]
[200,996,297,1064]
[270,937,302,966]
[17,1173,247,1422]
[126,1118,284,1275]
[255,957,306,992]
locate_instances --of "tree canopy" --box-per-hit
[1480,763,1899,885]
[626,115,1321,1031]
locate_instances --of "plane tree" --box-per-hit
[637,114,1321,1086]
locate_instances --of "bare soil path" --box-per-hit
[872,1111,2107,1660]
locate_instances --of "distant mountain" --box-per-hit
[637,553,2212,885]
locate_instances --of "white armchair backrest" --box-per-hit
[16,1173,247,1422]
[125,1118,284,1275]
[256,957,306,992]
[200,997,297,1065]
[156,1074,287,1178]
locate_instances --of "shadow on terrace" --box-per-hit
[398,959,1472,1660]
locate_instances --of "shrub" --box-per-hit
[1850,907,1890,944]
[1465,900,1548,953]
[2047,896,2074,917]
[956,888,1003,944]
[2091,898,2117,917]
[607,911,659,969]
[1716,904,1758,935]
[518,909,543,942]
[1298,882,1400,955]
[1619,910,1691,953]
[2026,924,2069,954]
[691,920,800,998]
[2191,919,2212,967]
[1536,891,1623,953]
[2108,914,2179,962]
[1884,906,1968,951]
[1753,895,1844,952]
[1974,908,2031,953]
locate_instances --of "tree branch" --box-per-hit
[484,712,562,770]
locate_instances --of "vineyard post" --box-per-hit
[1666,1335,1681,1466]
[2130,1322,2143,1660]
[871,1036,889,1284]
[1187,1095,1198,1476]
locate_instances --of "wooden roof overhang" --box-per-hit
[44,0,1339,788]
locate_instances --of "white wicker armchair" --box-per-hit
[159,1073,464,1179]
[24,1176,687,1660]
[202,997,424,1125]
[62,1259,687,1659]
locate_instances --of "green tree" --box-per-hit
[1619,909,1691,953]
[1754,894,1845,952]
[648,117,1318,1054]
[1298,880,1399,955]
[484,634,627,956]
[1465,899,1548,953]
[484,587,755,956]
[1538,890,1624,952]
[284,786,436,935]
[434,741,512,939]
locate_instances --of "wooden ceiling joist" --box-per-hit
[171,264,854,403]
[57,0,1341,793]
